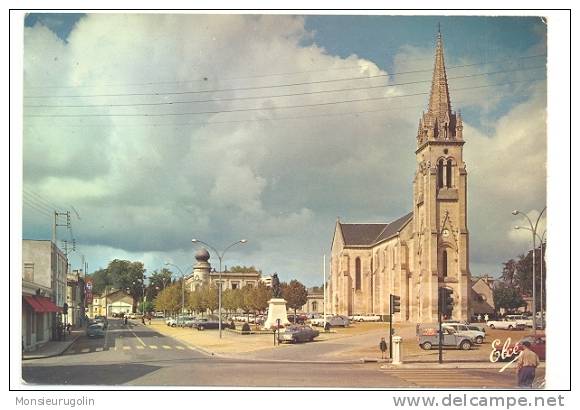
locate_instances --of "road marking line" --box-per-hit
[176,346,185,350]
[96,347,103,352]
[136,346,144,350]
[162,345,171,350]
[81,348,90,353]
[123,346,131,350]
[149,345,158,349]
[187,346,196,350]
[130,330,147,346]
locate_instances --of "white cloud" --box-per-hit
[22,14,547,284]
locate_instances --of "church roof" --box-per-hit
[339,211,413,247]
[427,30,452,125]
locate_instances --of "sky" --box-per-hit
[20,13,548,286]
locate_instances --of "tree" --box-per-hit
[282,280,308,322]
[147,268,174,300]
[500,259,518,287]
[493,283,526,313]
[228,265,262,274]
[201,285,218,314]
[154,283,183,315]
[240,285,254,317]
[251,282,271,315]
[188,288,205,315]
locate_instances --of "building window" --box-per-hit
[446,159,453,187]
[312,301,318,312]
[442,250,448,277]
[232,283,238,290]
[23,263,34,282]
[355,257,361,290]
[437,159,444,188]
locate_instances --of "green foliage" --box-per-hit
[250,282,271,314]
[154,283,184,314]
[282,279,308,317]
[240,285,254,314]
[499,246,546,310]
[201,285,218,313]
[147,268,174,300]
[139,300,155,313]
[493,283,526,312]
[90,268,113,295]
[228,265,262,274]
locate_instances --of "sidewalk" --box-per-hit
[22,328,84,360]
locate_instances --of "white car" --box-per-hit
[505,315,533,328]
[443,323,485,344]
[349,314,381,322]
[486,318,525,330]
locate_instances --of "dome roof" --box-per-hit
[194,248,210,262]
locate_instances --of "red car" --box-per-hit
[509,334,546,361]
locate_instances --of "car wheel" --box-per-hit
[476,336,484,344]
[460,341,472,350]
[198,325,205,331]
[489,324,495,329]
[171,323,176,327]
[422,342,432,350]
[359,318,364,322]
[508,325,513,330]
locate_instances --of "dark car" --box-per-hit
[278,325,320,343]
[503,334,546,361]
[193,317,234,331]
[92,315,108,329]
[287,314,307,324]
[87,323,105,338]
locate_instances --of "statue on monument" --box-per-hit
[271,273,282,298]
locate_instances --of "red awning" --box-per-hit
[23,296,62,313]
[23,295,45,312]
[36,296,62,313]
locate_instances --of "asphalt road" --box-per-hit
[21,319,542,388]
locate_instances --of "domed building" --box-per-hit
[185,247,261,292]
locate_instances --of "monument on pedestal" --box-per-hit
[263,274,290,329]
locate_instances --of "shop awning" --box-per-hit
[23,295,44,312]
[23,295,62,313]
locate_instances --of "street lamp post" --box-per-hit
[133,274,147,316]
[191,238,248,339]
[512,206,546,335]
[164,262,187,315]
[515,226,546,328]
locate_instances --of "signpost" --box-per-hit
[438,287,454,364]
[389,294,401,360]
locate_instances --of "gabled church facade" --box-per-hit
[329,32,470,323]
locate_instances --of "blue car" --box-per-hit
[87,324,105,338]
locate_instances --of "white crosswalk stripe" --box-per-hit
[176,346,185,350]
[162,345,171,350]
[96,347,103,352]
[149,345,158,349]
[81,348,90,353]
[123,346,131,350]
[136,346,145,350]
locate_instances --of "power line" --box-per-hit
[23,54,545,99]
[23,64,545,110]
[23,200,52,217]
[24,69,545,119]
[23,78,546,128]
[23,188,64,211]
[23,192,54,213]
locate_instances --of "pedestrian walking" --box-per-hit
[477,314,482,322]
[141,316,146,325]
[379,337,388,359]
[148,315,151,325]
[124,316,128,325]
[484,313,489,322]
[66,323,71,335]
[516,341,539,388]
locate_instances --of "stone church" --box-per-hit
[329,32,470,323]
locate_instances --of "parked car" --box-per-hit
[94,316,108,329]
[505,314,533,328]
[87,323,105,338]
[417,324,473,350]
[349,314,381,322]
[166,316,186,327]
[501,334,546,361]
[443,323,485,344]
[278,325,320,343]
[193,316,234,331]
[486,318,526,330]
[177,316,196,327]
[311,314,350,328]
[287,314,307,324]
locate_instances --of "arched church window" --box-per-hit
[446,159,452,188]
[355,257,361,290]
[437,159,444,188]
[442,250,448,277]
[312,301,318,312]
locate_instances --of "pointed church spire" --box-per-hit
[427,29,452,126]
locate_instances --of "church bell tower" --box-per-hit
[412,30,470,321]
